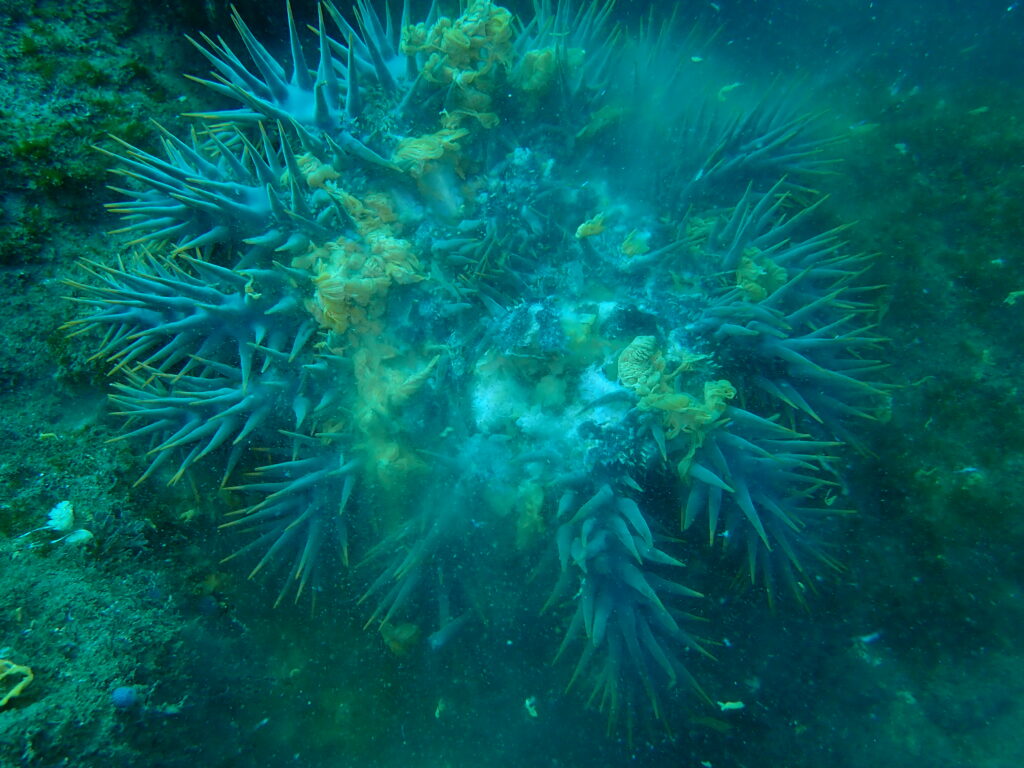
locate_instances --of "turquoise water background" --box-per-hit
[1,1,1022,766]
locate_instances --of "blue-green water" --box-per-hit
[1,2,1022,767]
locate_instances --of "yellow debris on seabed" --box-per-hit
[575,212,606,239]
[616,335,736,477]
[620,228,651,257]
[0,659,34,708]
[736,247,787,301]
[391,128,470,178]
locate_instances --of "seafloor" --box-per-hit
[1,1,1022,767]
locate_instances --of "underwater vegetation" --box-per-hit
[65,0,888,736]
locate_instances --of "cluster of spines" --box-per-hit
[640,182,887,596]
[694,181,888,435]
[548,483,709,732]
[186,1,407,166]
[63,242,354,598]
[64,252,316,380]
[66,0,890,737]
[223,444,360,606]
[98,124,337,257]
[679,406,847,599]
